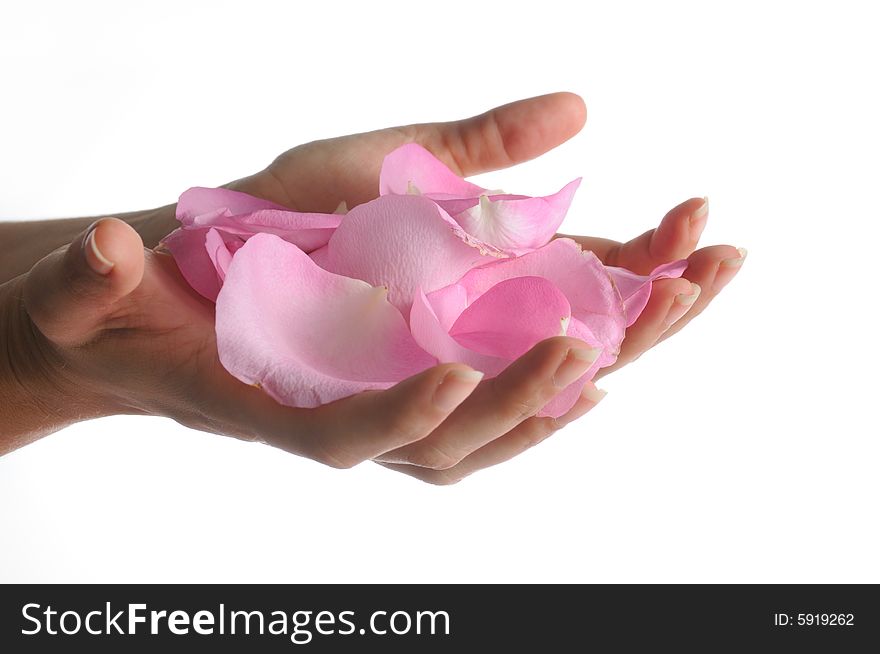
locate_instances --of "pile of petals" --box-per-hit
[163,144,686,418]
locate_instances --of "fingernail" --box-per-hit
[553,347,602,389]
[433,368,484,412]
[689,196,709,241]
[581,384,608,404]
[664,282,701,327]
[84,224,114,275]
[721,247,748,268]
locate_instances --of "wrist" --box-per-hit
[0,276,110,452]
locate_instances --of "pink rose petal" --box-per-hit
[177,186,288,222]
[433,179,582,253]
[216,233,436,408]
[323,194,504,313]
[606,260,689,326]
[179,187,341,253]
[379,143,484,197]
[410,276,573,381]
[379,144,581,253]
[449,276,571,360]
[164,187,344,302]
[162,227,222,301]
[410,289,507,377]
[204,227,234,283]
[451,238,626,366]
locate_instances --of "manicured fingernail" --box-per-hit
[433,368,484,412]
[553,347,602,388]
[581,384,608,404]
[721,247,748,268]
[664,282,701,327]
[689,196,709,241]
[84,224,114,275]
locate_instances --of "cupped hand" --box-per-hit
[12,93,743,483]
[234,92,745,384]
[17,218,605,483]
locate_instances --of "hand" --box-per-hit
[3,92,743,485]
[9,219,604,486]
[234,92,745,381]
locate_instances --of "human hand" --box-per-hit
[3,93,744,484]
[233,92,745,381]
[8,218,606,484]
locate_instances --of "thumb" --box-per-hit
[24,218,145,347]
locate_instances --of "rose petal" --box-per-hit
[216,233,436,408]
[165,188,345,301]
[423,283,468,330]
[605,260,689,326]
[451,238,626,366]
[379,143,485,197]
[411,277,573,385]
[204,227,236,283]
[179,187,341,253]
[433,179,582,253]
[162,227,222,301]
[450,276,571,360]
[188,209,340,252]
[309,244,330,269]
[324,194,504,313]
[177,186,288,223]
[410,289,507,377]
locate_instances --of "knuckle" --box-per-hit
[524,417,559,447]
[313,444,360,470]
[406,442,462,470]
[506,394,544,424]
[423,469,463,486]
[384,410,430,449]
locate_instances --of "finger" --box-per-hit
[378,383,607,485]
[595,276,698,379]
[375,336,601,470]
[414,92,587,177]
[560,196,708,273]
[657,245,747,344]
[23,218,145,347]
[231,363,484,469]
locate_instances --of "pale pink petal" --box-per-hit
[178,188,341,254]
[450,276,571,360]
[309,244,330,269]
[165,188,344,301]
[177,186,288,224]
[204,228,236,283]
[161,227,222,301]
[216,233,436,408]
[410,290,507,377]
[324,194,504,313]
[423,283,468,330]
[433,179,582,253]
[379,143,485,197]
[188,209,340,252]
[411,277,573,386]
[606,260,689,327]
[453,238,626,366]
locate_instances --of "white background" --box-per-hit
[1,0,877,583]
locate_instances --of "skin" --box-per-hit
[0,92,744,484]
